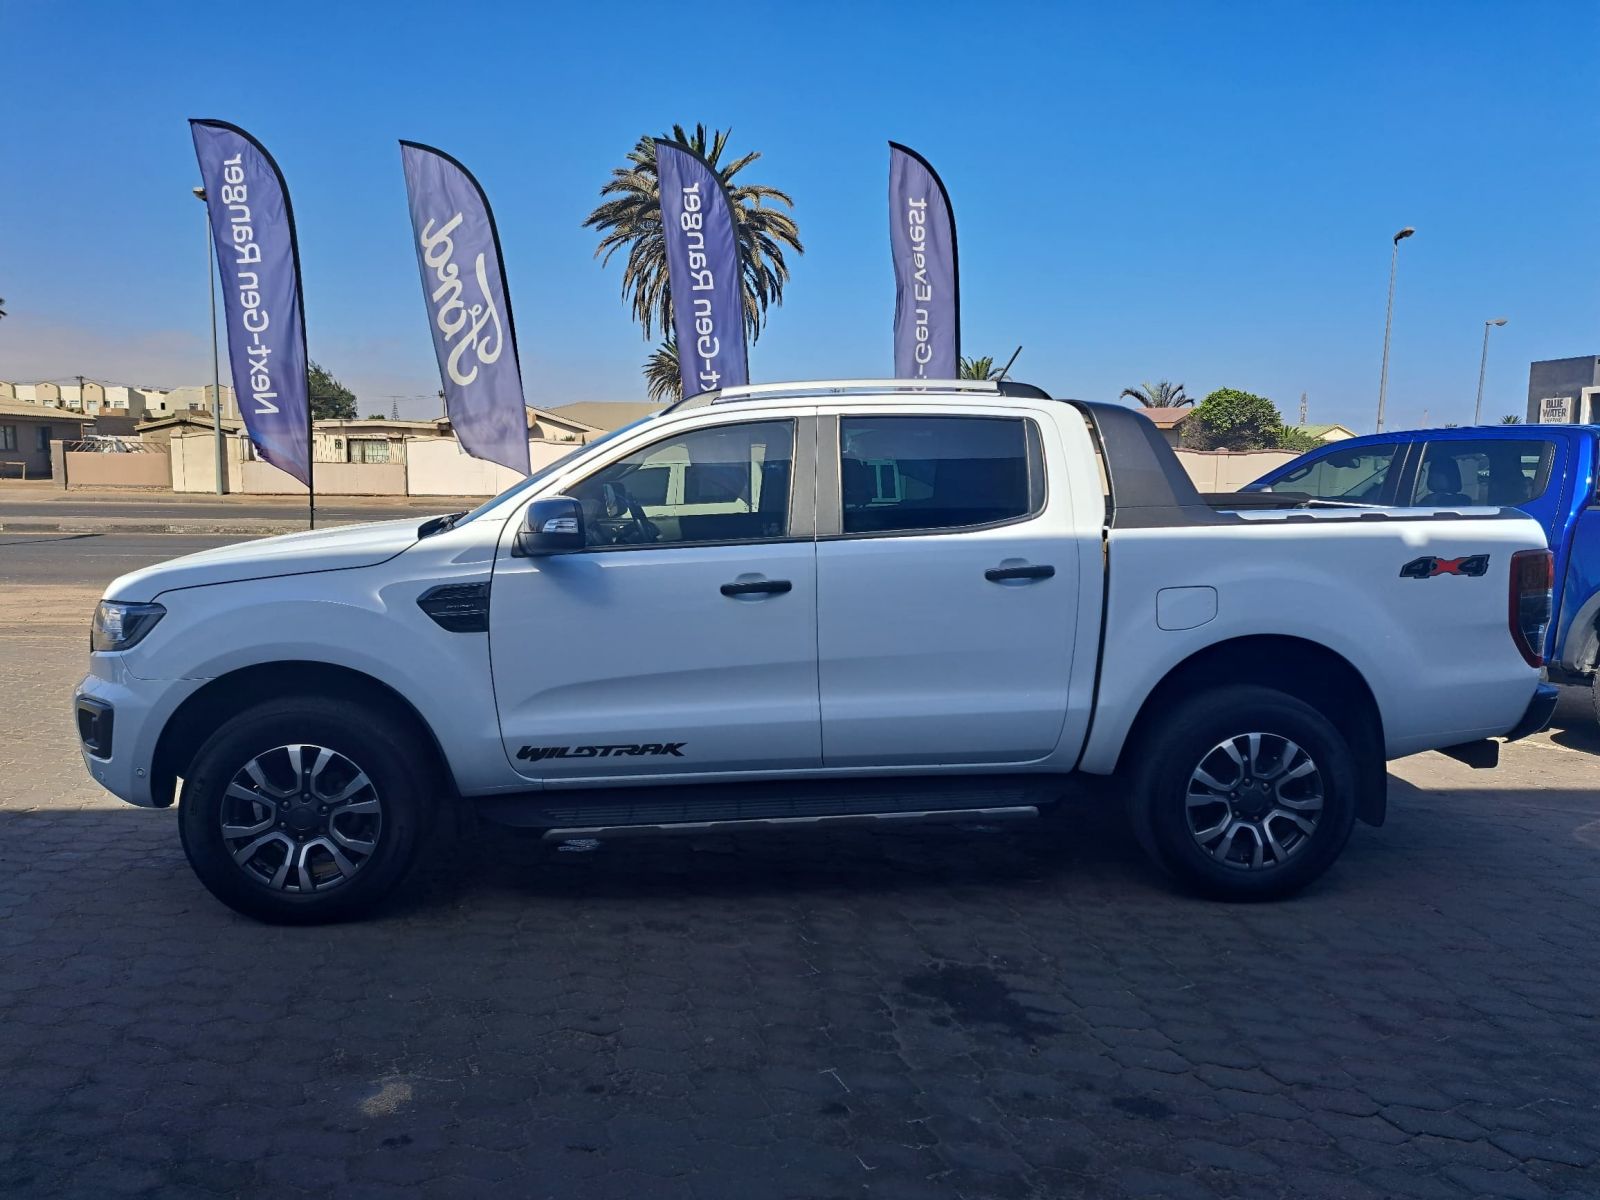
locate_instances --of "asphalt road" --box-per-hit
[0,532,248,588]
[0,495,459,524]
[4,532,1599,1199]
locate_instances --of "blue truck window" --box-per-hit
[1267,443,1400,502]
[1409,440,1555,507]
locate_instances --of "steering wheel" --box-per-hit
[596,481,659,545]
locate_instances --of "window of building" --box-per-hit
[0,425,16,451]
[36,426,53,453]
[1410,439,1555,507]
[567,419,794,548]
[837,416,1039,535]
[350,439,392,465]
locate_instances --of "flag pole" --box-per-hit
[306,387,316,530]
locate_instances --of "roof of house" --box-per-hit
[549,401,666,431]
[1134,406,1192,428]
[1294,423,1357,440]
[0,399,90,422]
[135,412,243,432]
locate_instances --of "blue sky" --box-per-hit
[3,0,1595,429]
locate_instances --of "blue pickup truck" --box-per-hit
[1248,424,1600,722]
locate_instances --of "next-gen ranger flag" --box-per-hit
[655,139,749,399]
[888,142,959,380]
[190,119,312,488]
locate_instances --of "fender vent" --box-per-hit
[417,582,490,633]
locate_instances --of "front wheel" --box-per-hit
[179,696,436,924]
[1128,685,1360,900]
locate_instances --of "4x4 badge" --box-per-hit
[1399,554,1490,579]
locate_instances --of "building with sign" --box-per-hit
[1527,356,1600,425]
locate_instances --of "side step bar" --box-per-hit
[541,805,1039,843]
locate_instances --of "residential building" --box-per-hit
[1290,423,1356,443]
[550,401,666,431]
[1133,406,1192,447]
[1527,356,1600,425]
[314,418,446,464]
[0,379,236,421]
[0,400,89,479]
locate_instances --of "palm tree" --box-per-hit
[643,338,680,403]
[959,355,1000,380]
[584,124,803,353]
[1501,414,1522,424]
[0,297,7,321]
[1120,380,1191,407]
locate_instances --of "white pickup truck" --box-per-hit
[75,380,1558,922]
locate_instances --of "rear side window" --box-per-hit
[1411,439,1555,507]
[1268,443,1400,503]
[839,416,1039,535]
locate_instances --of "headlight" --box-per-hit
[91,601,166,652]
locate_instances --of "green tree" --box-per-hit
[1186,387,1286,450]
[643,338,681,403]
[1121,379,1191,407]
[0,297,7,320]
[1501,414,1523,424]
[308,361,357,422]
[584,124,804,388]
[959,355,1000,380]
[1275,424,1323,453]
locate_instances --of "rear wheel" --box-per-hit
[179,696,436,923]
[1128,685,1360,900]
[1590,672,1599,730]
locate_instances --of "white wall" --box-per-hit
[1175,449,1298,492]
[406,437,575,496]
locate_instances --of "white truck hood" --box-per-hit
[105,518,427,602]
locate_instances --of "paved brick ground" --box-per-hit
[3,577,1599,1198]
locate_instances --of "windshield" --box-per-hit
[452,417,656,526]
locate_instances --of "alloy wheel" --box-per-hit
[218,744,383,892]
[1185,732,1324,870]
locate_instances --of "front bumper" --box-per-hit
[75,665,205,807]
[1504,682,1560,743]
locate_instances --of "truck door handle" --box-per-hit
[985,564,1055,583]
[720,579,793,597]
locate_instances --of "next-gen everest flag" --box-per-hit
[400,141,531,476]
[190,120,311,485]
[888,142,959,379]
[655,139,749,399]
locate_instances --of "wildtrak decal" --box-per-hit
[1399,554,1490,579]
[517,742,686,762]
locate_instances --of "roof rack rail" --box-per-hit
[670,378,1051,412]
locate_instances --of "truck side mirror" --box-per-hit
[516,496,586,556]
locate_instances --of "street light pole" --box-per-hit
[1473,317,1508,426]
[1375,226,1415,433]
[193,187,226,495]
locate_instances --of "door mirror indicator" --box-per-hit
[516,496,586,556]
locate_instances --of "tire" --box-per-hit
[1127,684,1360,901]
[1591,673,1599,731]
[179,695,437,924]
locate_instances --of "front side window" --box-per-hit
[1267,443,1399,503]
[1410,439,1555,507]
[566,419,794,548]
[839,416,1037,535]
